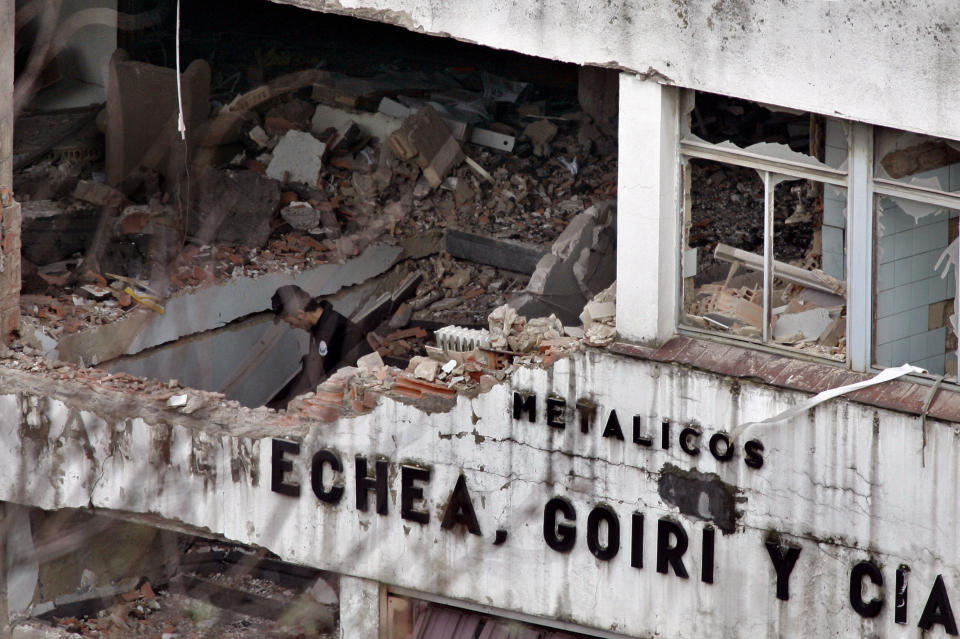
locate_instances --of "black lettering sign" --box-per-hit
[576,399,596,434]
[849,561,884,618]
[631,512,644,568]
[679,427,701,455]
[702,526,715,584]
[745,439,765,469]
[355,456,389,515]
[513,392,536,422]
[586,505,620,561]
[400,465,431,524]
[708,433,734,462]
[544,497,577,552]
[656,518,689,579]
[602,411,625,441]
[918,575,958,635]
[440,475,482,535]
[896,565,910,625]
[546,397,566,428]
[765,540,801,601]
[632,416,652,446]
[271,439,300,497]
[310,449,343,503]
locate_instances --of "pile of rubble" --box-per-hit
[288,290,615,421]
[17,541,337,639]
[683,160,845,359]
[15,60,617,344]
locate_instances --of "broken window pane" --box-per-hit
[683,157,847,358]
[687,91,847,170]
[771,179,846,360]
[874,196,958,375]
[683,159,764,338]
[874,127,960,189]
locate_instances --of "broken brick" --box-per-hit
[389,106,464,189]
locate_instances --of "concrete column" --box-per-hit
[615,74,680,345]
[0,0,11,193]
[339,576,381,639]
[0,0,19,345]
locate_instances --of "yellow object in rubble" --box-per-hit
[124,287,165,314]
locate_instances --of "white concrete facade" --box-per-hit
[1,352,957,637]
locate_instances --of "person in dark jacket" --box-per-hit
[267,285,367,408]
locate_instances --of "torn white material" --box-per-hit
[166,394,188,408]
[935,236,958,281]
[174,0,185,140]
[772,308,833,341]
[732,363,925,440]
[558,156,578,175]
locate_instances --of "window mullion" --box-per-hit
[848,123,874,371]
[762,170,773,343]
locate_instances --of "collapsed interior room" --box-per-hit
[11,0,620,409]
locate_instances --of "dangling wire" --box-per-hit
[175,0,186,140]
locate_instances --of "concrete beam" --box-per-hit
[52,243,402,365]
[267,0,960,143]
[339,577,380,639]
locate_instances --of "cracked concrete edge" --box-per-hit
[51,244,402,366]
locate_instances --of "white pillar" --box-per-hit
[339,576,381,639]
[615,75,680,345]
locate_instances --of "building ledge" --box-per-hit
[611,336,960,424]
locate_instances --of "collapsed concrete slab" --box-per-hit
[512,201,616,324]
[106,313,308,408]
[51,244,402,366]
[266,131,327,187]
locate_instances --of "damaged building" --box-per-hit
[2,0,960,638]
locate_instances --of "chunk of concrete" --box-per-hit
[105,52,210,187]
[551,212,596,261]
[266,130,326,186]
[311,103,403,144]
[248,125,272,149]
[192,169,281,247]
[74,180,126,207]
[389,106,463,188]
[773,307,834,341]
[524,119,558,156]
[514,202,616,324]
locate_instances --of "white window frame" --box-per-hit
[676,97,960,375]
